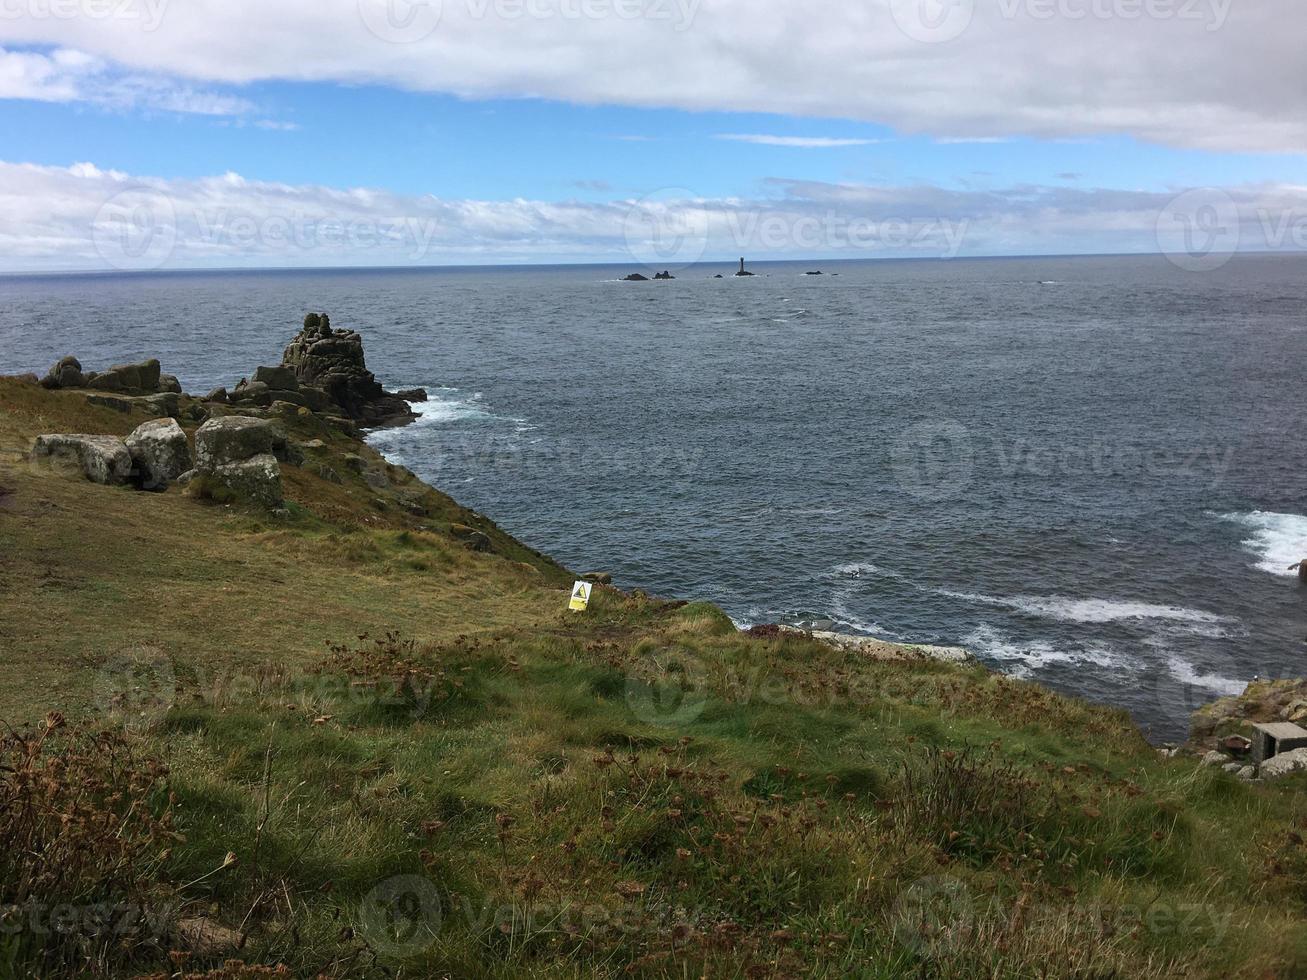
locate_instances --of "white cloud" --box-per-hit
[715,134,884,148]
[0,1,1303,151]
[0,45,252,115]
[3,159,1307,272]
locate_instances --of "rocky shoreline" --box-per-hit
[12,313,1307,782]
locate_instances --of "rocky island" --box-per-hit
[2,318,1306,978]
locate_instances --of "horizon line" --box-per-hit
[1,249,1303,279]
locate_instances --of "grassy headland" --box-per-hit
[1,377,1306,979]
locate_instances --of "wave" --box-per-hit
[1217,510,1307,577]
[366,387,528,460]
[963,625,1129,678]
[935,588,1232,629]
[1165,656,1246,697]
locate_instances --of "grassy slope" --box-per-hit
[2,378,1306,979]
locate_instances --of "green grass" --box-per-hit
[3,377,1307,978]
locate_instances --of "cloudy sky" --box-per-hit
[1,0,1305,270]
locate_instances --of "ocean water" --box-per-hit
[3,254,1307,741]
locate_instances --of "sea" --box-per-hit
[3,253,1306,741]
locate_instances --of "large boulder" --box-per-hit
[40,356,86,390]
[252,365,300,391]
[194,416,284,470]
[206,453,283,509]
[30,434,133,485]
[126,418,192,490]
[87,359,162,395]
[229,380,273,408]
[1261,748,1307,779]
[280,313,415,427]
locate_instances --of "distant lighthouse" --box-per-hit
[735,257,755,277]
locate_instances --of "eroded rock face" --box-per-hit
[194,416,284,471]
[207,453,283,509]
[280,313,415,427]
[31,434,133,485]
[126,418,192,490]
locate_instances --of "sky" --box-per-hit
[0,0,1305,270]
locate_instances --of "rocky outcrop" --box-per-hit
[207,454,283,509]
[279,313,415,427]
[622,273,650,282]
[87,359,163,395]
[1190,678,1307,745]
[40,355,177,397]
[193,416,285,508]
[40,356,86,390]
[30,434,134,485]
[653,271,676,280]
[194,417,286,471]
[126,418,192,490]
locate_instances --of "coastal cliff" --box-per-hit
[2,320,1306,979]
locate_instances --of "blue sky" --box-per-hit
[3,83,1296,200]
[0,0,1304,270]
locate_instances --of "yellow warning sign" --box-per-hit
[569,581,593,612]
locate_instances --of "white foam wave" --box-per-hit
[964,625,1128,678]
[1165,656,1246,697]
[366,387,527,462]
[936,589,1231,629]
[833,562,905,580]
[1218,510,1307,577]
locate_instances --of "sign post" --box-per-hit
[569,581,593,613]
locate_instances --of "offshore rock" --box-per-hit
[280,313,416,427]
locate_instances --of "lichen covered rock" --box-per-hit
[30,434,133,485]
[205,453,283,509]
[194,416,284,470]
[126,418,192,490]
